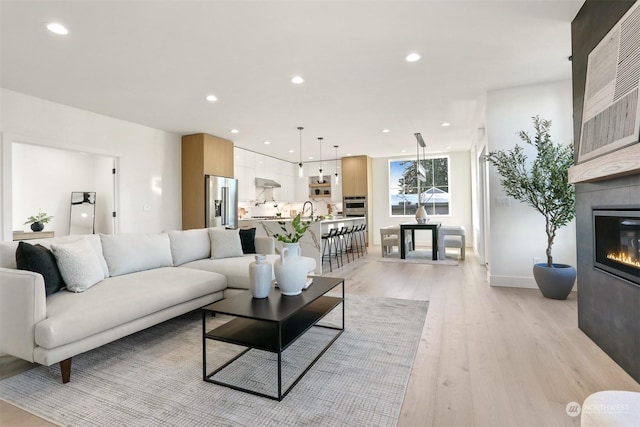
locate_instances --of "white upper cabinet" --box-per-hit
[234,147,295,202]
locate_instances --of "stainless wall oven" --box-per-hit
[344,196,368,243]
[343,196,367,214]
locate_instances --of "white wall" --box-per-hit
[486,79,576,288]
[1,89,182,240]
[371,150,473,246]
[11,143,110,236]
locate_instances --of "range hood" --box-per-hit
[255,177,281,188]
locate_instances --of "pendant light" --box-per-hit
[334,145,339,185]
[297,126,304,178]
[414,132,428,224]
[318,137,324,183]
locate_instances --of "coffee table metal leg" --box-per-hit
[202,310,207,380]
[277,352,283,401]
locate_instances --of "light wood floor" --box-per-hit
[1,248,639,426]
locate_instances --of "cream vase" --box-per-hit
[274,242,308,296]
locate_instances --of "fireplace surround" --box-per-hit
[593,208,640,286]
[572,1,640,383]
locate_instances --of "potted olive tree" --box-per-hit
[487,116,576,300]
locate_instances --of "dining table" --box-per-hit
[399,221,441,260]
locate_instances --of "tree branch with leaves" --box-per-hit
[486,116,575,267]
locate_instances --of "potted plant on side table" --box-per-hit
[272,212,314,296]
[487,115,576,300]
[24,210,54,232]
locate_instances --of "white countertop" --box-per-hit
[240,216,363,223]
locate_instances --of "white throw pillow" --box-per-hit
[50,238,104,292]
[100,233,173,276]
[167,229,211,265]
[209,228,244,259]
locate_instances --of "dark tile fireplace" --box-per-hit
[593,208,640,286]
[572,0,640,383]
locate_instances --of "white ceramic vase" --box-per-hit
[274,243,308,296]
[415,204,429,224]
[249,254,272,298]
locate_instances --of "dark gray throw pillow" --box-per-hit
[16,241,65,296]
[239,228,257,254]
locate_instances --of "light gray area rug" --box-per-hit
[379,250,458,265]
[0,295,428,427]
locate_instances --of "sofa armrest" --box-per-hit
[254,236,275,255]
[0,268,46,362]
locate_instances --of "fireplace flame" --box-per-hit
[606,252,640,269]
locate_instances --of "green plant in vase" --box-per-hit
[24,210,54,232]
[486,115,576,299]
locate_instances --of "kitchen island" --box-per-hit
[239,216,366,273]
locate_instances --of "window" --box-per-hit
[389,156,450,216]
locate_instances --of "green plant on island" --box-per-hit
[272,203,313,243]
[24,210,54,225]
[486,115,575,267]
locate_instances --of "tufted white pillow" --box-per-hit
[209,228,244,259]
[50,238,104,292]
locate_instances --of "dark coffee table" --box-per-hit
[202,276,345,401]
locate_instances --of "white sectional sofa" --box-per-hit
[0,228,316,383]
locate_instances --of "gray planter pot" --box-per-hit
[532,263,576,300]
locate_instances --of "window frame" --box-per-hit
[388,155,451,218]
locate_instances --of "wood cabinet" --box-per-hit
[341,155,371,197]
[182,133,234,230]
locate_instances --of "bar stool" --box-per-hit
[340,226,354,263]
[354,223,367,256]
[322,228,340,271]
[334,227,349,266]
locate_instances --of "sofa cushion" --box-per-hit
[167,228,211,266]
[239,228,257,254]
[181,255,317,290]
[50,238,105,293]
[209,228,244,259]
[15,242,65,296]
[35,267,227,349]
[100,233,173,276]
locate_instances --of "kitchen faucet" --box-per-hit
[302,201,314,220]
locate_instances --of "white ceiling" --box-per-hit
[1,0,584,162]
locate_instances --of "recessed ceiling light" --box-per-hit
[230,129,239,134]
[206,94,218,102]
[291,76,304,84]
[401,150,407,153]
[46,23,68,35]
[446,146,452,149]
[264,141,271,145]
[441,122,451,127]
[289,149,295,153]
[308,156,314,160]
[382,129,390,133]
[405,53,421,62]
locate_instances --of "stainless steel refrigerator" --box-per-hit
[205,175,238,228]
